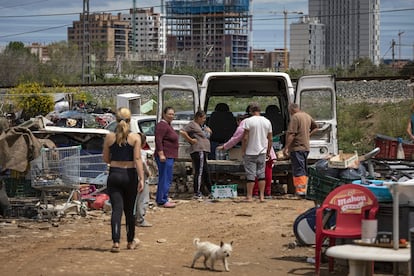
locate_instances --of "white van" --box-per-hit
[157,72,338,187]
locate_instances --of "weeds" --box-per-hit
[337,100,413,153]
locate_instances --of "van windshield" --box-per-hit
[162,89,196,119]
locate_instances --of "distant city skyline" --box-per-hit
[0,0,413,61]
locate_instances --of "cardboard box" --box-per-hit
[228,147,242,160]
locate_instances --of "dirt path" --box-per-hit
[1,196,352,276]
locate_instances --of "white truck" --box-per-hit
[157,72,338,194]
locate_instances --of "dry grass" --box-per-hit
[337,99,413,153]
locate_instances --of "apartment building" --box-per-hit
[68,13,130,62]
[309,0,380,68]
[27,43,50,63]
[121,7,165,60]
[290,16,325,71]
[252,49,285,71]
[164,0,251,70]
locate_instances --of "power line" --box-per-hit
[0,4,412,51]
[0,0,51,10]
[253,7,414,22]
[0,24,71,39]
[0,5,412,19]
[0,5,162,18]
[0,11,81,18]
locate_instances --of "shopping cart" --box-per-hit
[79,153,108,195]
[30,145,86,218]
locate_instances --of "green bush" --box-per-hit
[10,83,54,120]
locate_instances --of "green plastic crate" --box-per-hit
[4,178,40,198]
[305,167,346,204]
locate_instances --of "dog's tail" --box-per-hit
[193,238,200,246]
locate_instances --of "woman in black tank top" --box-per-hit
[103,107,144,252]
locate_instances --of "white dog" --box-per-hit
[191,237,233,272]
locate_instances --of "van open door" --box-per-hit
[157,74,199,160]
[295,75,338,160]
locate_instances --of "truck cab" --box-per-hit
[157,72,337,191]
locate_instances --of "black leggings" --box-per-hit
[191,151,212,196]
[107,167,138,243]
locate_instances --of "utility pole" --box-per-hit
[398,31,405,61]
[270,9,303,71]
[391,39,396,68]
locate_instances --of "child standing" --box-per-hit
[135,133,153,227]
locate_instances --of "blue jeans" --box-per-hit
[155,156,174,205]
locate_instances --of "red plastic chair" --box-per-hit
[314,183,379,275]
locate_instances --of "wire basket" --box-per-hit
[31,145,81,190]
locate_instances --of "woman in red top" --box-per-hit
[155,106,179,208]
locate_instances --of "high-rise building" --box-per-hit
[309,0,380,68]
[164,0,251,70]
[290,16,325,71]
[121,7,165,60]
[68,13,130,62]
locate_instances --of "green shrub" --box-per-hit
[337,99,413,154]
[10,82,54,120]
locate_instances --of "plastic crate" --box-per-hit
[402,143,414,160]
[4,178,40,198]
[305,167,346,204]
[8,198,39,218]
[374,134,398,159]
[377,203,414,239]
[352,180,393,202]
[211,184,238,199]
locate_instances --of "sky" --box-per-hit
[0,0,413,61]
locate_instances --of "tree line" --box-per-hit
[1,41,413,88]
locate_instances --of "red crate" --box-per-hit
[375,134,414,160]
[388,141,398,159]
[402,143,414,160]
[374,138,389,159]
[374,134,398,159]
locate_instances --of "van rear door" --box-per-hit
[295,75,338,160]
[157,74,199,160]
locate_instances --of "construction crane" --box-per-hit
[270,10,303,71]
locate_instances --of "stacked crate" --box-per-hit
[374,134,414,160]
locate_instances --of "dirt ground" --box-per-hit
[0,191,400,276]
